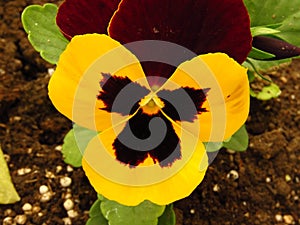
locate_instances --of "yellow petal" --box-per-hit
[48,34,150,131]
[158,53,249,142]
[82,118,207,206]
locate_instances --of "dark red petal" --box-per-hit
[56,0,120,39]
[252,36,300,60]
[109,0,252,78]
[114,110,181,167]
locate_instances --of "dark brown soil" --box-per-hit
[1,0,299,225]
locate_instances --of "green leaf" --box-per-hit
[203,142,223,152]
[0,147,20,204]
[158,205,176,225]
[251,26,281,37]
[248,47,275,60]
[89,199,102,218]
[86,215,109,225]
[62,124,98,167]
[62,129,83,167]
[244,0,300,47]
[247,71,256,83]
[256,83,281,100]
[87,199,109,225]
[97,194,105,201]
[244,57,291,73]
[275,11,300,46]
[21,4,69,64]
[101,199,165,225]
[223,125,248,151]
[244,0,300,27]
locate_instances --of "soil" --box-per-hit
[0,0,299,225]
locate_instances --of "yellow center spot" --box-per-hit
[139,95,165,115]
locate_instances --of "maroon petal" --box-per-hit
[56,0,121,40]
[252,36,300,60]
[109,0,252,78]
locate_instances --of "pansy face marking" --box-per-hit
[96,72,209,168]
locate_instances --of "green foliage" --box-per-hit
[247,47,275,60]
[244,0,300,46]
[204,142,223,153]
[157,205,176,225]
[100,198,165,225]
[0,147,20,204]
[204,125,249,152]
[250,26,280,37]
[244,0,300,27]
[223,125,249,151]
[62,124,98,167]
[276,11,300,46]
[87,196,174,225]
[252,83,282,100]
[244,0,300,92]
[21,3,68,64]
[244,58,291,73]
[86,199,109,225]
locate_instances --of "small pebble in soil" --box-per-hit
[280,76,288,83]
[67,165,73,172]
[67,209,78,218]
[63,217,72,225]
[213,184,220,192]
[283,215,294,224]
[295,177,299,183]
[60,176,72,187]
[244,212,250,218]
[275,214,283,222]
[22,203,32,212]
[32,206,41,213]
[45,170,55,178]
[4,209,14,217]
[63,199,74,211]
[40,192,52,202]
[226,170,239,180]
[17,168,31,176]
[48,68,55,76]
[285,174,292,182]
[56,165,63,173]
[0,68,5,75]
[55,145,62,151]
[3,154,10,163]
[3,217,14,225]
[39,185,49,194]
[190,209,195,214]
[14,215,27,225]
[13,116,21,121]
[226,149,236,154]
[64,192,72,199]
[27,148,32,154]
[265,177,271,183]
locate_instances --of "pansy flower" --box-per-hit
[49,0,251,206]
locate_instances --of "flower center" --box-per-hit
[139,95,165,115]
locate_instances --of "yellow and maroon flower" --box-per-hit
[50,0,252,206]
